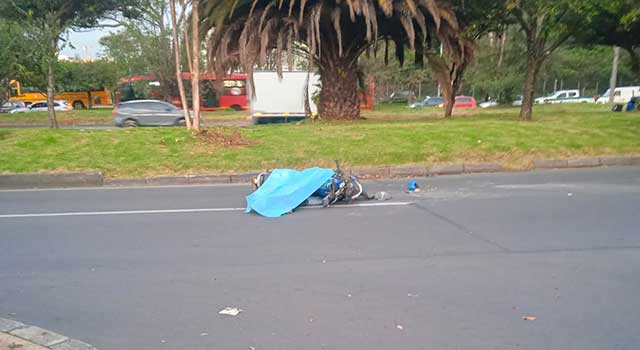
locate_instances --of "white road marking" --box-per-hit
[0,202,413,219]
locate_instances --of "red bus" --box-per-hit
[116,72,248,111]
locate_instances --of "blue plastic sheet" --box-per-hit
[245,167,335,217]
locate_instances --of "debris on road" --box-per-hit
[406,179,421,192]
[219,307,242,316]
[374,191,392,200]
[200,332,209,336]
[396,324,404,330]
[522,316,537,321]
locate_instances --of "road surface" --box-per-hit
[1,167,639,350]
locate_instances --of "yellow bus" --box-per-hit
[8,80,113,109]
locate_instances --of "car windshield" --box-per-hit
[457,97,471,102]
[2,102,11,108]
[124,102,171,110]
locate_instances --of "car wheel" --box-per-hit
[231,104,242,111]
[73,101,85,109]
[123,119,138,128]
[175,118,186,126]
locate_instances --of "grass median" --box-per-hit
[0,108,247,126]
[0,104,638,178]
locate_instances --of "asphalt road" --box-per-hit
[1,167,639,350]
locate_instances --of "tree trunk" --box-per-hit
[609,46,620,104]
[497,31,507,69]
[46,54,58,129]
[190,0,201,130]
[87,91,93,109]
[519,56,542,121]
[170,0,192,129]
[317,58,360,120]
[425,54,455,118]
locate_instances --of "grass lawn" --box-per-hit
[0,104,638,178]
[0,108,248,126]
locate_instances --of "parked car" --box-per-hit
[453,96,477,108]
[512,96,523,106]
[9,100,73,114]
[596,86,640,104]
[409,96,444,108]
[479,100,499,108]
[383,91,415,104]
[113,100,194,127]
[535,90,594,104]
[0,101,27,113]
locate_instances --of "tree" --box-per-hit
[575,1,640,75]
[0,20,33,106]
[502,0,584,120]
[190,0,201,130]
[202,0,469,120]
[465,28,526,103]
[57,60,119,108]
[1,0,140,128]
[169,0,192,129]
[100,0,175,99]
[424,0,503,117]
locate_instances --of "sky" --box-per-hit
[61,28,114,59]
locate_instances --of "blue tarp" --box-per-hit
[245,168,335,217]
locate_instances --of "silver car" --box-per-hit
[1,101,27,113]
[113,100,194,127]
[9,100,73,114]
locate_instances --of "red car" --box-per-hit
[437,96,478,108]
[454,95,477,108]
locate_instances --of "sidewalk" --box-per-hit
[0,318,97,350]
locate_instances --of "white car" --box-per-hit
[512,96,523,106]
[9,100,73,114]
[479,100,499,108]
[535,90,594,104]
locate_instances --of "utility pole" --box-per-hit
[609,46,620,104]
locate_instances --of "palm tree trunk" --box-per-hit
[317,57,360,120]
[190,0,201,130]
[170,0,192,129]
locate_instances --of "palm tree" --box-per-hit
[201,0,471,120]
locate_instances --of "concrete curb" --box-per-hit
[0,156,638,189]
[0,318,98,350]
[0,172,103,189]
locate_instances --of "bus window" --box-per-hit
[223,80,246,96]
[9,81,20,97]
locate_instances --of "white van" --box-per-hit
[596,86,640,104]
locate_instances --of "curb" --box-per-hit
[0,172,103,189]
[0,318,98,350]
[0,156,639,190]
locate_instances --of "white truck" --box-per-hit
[248,71,321,124]
[535,90,594,104]
[596,86,640,104]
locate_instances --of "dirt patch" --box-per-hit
[196,128,257,147]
